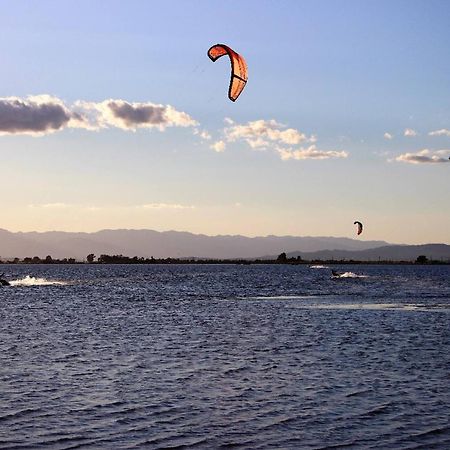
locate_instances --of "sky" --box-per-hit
[0,0,449,244]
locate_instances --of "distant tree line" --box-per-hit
[92,254,266,264]
[1,255,79,264]
[0,253,447,265]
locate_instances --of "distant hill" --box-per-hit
[0,228,390,260]
[283,244,450,262]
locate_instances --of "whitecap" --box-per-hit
[10,276,68,286]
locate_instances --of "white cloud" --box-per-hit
[404,128,418,137]
[216,118,348,161]
[428,129,450,137]
[28,203,196,211]
[384,132,393,140]
[210,140,226,152]
[137,203,195,210]
[277,145,348,160]
[28,202,70,209]
[193,129,211,140]
[224,119,313,149]
[395,149,449,164]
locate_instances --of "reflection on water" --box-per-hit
[0,264,449,449]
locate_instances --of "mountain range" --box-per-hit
[283,244,450,262]
[0,229,448,261]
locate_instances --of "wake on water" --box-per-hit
[9,275,68,286]
[333,271,368,278]
[309,266,368,278]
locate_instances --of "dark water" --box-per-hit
[1,264,449,449]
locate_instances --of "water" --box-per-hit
[1,264,449,449]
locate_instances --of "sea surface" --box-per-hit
[1,264,449,449]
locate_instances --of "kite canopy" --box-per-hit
[207,44,248,102]
[354,221,363,235]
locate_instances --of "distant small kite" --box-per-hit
[207,44,248,102]
[354,221,363,236]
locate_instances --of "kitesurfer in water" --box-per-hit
[0,273,10,286]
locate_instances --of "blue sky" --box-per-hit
[0,0,449,243]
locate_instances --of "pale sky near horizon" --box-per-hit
[0,0,449,244]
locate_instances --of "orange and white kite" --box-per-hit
[207,44,248,102]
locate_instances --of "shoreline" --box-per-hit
[1,259,449,265]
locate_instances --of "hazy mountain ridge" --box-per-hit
[284,244,450,262]
[0,228,390,259]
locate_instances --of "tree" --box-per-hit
[45,255,53,263]
[277,252,287,263]
[416,255,428,264]
[86,253,96,263]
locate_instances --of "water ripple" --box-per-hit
[0,263,449,449]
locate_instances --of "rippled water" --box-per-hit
[1,264,449,449]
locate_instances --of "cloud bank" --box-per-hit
[395,149,449,164]
[2,97,347,162]
[0,95,197,136]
